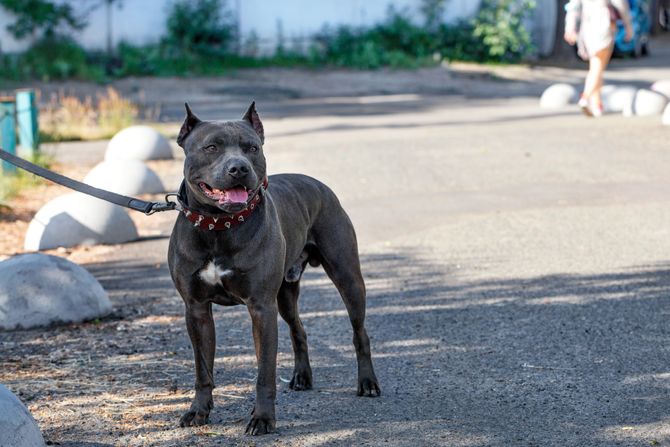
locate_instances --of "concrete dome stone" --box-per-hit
[105,125,173,161]
[0,254,111,330]
[84,160,165,195]
[24,193,138,251]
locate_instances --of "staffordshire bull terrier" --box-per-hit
[167,102,381,435]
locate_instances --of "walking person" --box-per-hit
[564,0,634,117]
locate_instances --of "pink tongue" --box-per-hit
[222,187,248,204]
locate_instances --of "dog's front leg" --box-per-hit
[180,301,216,427]
[245,300,278,435]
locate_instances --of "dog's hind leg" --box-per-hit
[180,301,216,426]
[314,221,381,397]
[278,280,313,390]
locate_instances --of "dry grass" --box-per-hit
[0,169,42,203]
[0,153,52,203]
[39,87,138,142]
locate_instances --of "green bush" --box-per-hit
[309,2,535,69]
[0,0,538,80]
[112,0,262,77]
[472,0,536,63]
[437,21,488,62]
[0,0,83,40]
[311,9,435,69]
[113,41,309,78]
[163,0,236,57]
[113,42,162,77]
[0,36,104,81]
[0,0,97,80]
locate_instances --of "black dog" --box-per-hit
[167,102,380,435]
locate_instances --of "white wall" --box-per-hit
[0,0,480,53]
[80,0,168,50]
[238,0,481,39]
[0,8,24,52]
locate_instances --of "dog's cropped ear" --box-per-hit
[243,101,264,143]
[177,103,201,148]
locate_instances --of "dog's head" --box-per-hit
[177,102,266,214]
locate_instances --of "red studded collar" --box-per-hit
[176,178,268,231]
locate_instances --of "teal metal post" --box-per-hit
[0,98,16,173]
[16,89,38,157]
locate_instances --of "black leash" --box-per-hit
[0,147,178,215]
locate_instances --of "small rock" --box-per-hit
[0,254,112,330]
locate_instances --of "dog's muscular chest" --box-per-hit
[195,260,250,305]
[199,261,234,286]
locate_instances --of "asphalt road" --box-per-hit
[10,46,670,446]
[62,95,669,447]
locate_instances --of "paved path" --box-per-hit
[69,98,670,446]
[6,46,670,446]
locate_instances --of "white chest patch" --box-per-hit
[199,261,234,286]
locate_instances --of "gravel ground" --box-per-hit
[1,46,670,446]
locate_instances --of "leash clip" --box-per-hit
[145,193,180,215]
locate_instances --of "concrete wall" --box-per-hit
[0,0,480,53]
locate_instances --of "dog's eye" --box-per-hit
[202,145,218,153]
[248,145,258,153]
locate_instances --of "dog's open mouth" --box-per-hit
[199,182,249,204]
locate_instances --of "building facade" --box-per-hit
[0,0,557,57]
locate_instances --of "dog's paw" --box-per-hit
[245,415,276,436]
[289,367,313,391]
[357,376,381,397]
[179,409,210,427]
[179,396,213,427]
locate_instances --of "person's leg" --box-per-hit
[579,56,598,116]
[583,59,598,100]
[581,45,613,116]
[589,45,613,107]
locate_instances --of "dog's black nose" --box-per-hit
[227,161,250,178]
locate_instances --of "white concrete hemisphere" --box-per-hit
[601,86,637,114]
[0,384,46,446]
[0,254,111,330]
[651,80,670,99]
[84,160,166,195]
[539,83,578,109]
[662,103,670,126]
[105,125,173,161]
[633,89,669,117]
[600,85,616,111]
[24,193,139,251]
